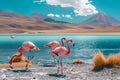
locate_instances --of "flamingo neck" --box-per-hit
[66,40,71,55]
[19,50,23,56]
[61,39,64,46]
[18,47,23,56]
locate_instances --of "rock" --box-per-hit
[0,69,7,73]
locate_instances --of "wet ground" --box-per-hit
[0,63,120,80]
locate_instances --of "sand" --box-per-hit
[0,63,120,80]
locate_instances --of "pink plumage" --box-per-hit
[20,41,40,51]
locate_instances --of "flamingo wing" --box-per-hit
[53,47,67,56]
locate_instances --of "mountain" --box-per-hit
[31,13,70,24]
[31,13,49,21]
[1,10,120,33]
[0,10,73,33]
[81,12,120,26]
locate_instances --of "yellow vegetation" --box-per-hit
[12,56,28,63]
[93,51,120,71]
[0,56,32,68]
[0,62,32,68]
[93,51,106,70]
[73,59,80,64]
[106,54,120,68]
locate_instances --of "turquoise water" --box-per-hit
[0,34,120,64]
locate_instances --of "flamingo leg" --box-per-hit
[60,57,63,74]
[9,55,17,69]
[52,55,56,63]
[57,57,60,74]
[9,53,22,69]
[26,51,31,70]
[25,55,29,70]
[50,51,56,63]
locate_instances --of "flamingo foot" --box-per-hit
[9,65,14,69]
[57,71,64,75]
[25,67,29,71]
[59,72,63,75]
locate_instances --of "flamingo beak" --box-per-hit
[44,44,50,48]
[34,46,40,50]
[73,43,75,47]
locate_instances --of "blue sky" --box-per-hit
[0,0,120,23]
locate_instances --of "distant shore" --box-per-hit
[1,32,120,34]
[1,26,120,34]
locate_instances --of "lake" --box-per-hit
[0,34,120,64]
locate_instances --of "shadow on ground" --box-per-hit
[7,69,31,73]
[48,73,66,78]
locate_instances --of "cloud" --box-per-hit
[38,0,98,16]
[48,13,72,19]
[47,13,60,18]
[55,14,60,18]
[47,13,54,17]
[62,14,72,19]
[64,14,72,19]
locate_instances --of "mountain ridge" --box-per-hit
[0,10,120,33]
[31,13,70,23]
[81,12,120,26]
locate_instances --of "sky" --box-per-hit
[0,0,120,23]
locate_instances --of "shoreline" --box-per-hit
[0,63,120,80]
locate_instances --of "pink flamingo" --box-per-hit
[44,38,66,62]
[9,41,40,70]
[50,39,75,74]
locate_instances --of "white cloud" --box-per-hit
[47,13,61,18]
[64,14,72,19]
[38,0,98,16]
[55,14,60,18]
[62,14,65,17]
[48,13,72,19]
[47,13,54,17]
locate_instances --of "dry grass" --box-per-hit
[93,51,120,71]
[0,56,32,68]
[92,51,106,71]
[12,56,28,62]
[0,62,32,68]
[72,59,81,64]
[106,54,120,68]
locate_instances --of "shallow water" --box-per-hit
[0,34,120,64]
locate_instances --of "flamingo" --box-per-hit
[9,41,40,70]
[50,39,75,74]
[44,37,66,62]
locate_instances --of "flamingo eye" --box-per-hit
[52,44,55,46]
[30,46,34,49]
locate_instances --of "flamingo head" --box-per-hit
[61,37,66,40]
[44,41,60,49]
[19,41,40,51]
[68,39,75,47]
